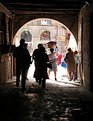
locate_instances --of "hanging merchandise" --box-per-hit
[47,41,57,48]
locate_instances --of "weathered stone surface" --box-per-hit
[0,80,93,121]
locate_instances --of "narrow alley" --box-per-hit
[0,1,93,121]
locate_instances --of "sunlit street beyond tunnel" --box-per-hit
[27,62,81,88]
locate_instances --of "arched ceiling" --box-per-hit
[1,0,92,14]
[0,0,92,41]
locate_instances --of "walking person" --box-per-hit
[33,46,50,89]
[56,51,62,65]
[64,47,76,81]
[32,43,43,82]
[24,43,32,80]
[74,50,79,80]
[48,48,58,81]
[13,39,31,91]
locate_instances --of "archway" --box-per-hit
[21,31,32,42]
[13,18,79,85]
[13,18,77,53]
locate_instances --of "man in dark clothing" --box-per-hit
[32,43,43,83]
[32,43,43,63]
[13,39,31,91]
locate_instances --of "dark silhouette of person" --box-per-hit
[64,48,76,81]
[48,48,58,81]
[13,39,31,91]
[74,50,79,80]
[24,43,32,80]
[33,46,50,89]
[32,43,43,82]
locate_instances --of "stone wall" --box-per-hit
[78,3,93,91]
[0,53,13,85]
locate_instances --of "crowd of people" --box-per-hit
[13,39,79,91]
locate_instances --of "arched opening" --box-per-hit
[40,31,50,40]
[21,31,32,42]
[13,18,80,86]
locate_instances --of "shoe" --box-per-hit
[36,79,38,83]
[69,78,73,81]
[55,78,57,81]
[38,80,41,85]
[73,78,76,81]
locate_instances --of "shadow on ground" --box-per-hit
[0,80,93,121]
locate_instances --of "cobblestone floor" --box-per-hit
[0,77,93,121]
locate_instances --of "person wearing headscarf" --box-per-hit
[64,48,76,81]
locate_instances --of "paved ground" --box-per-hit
[0,76,93,121]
